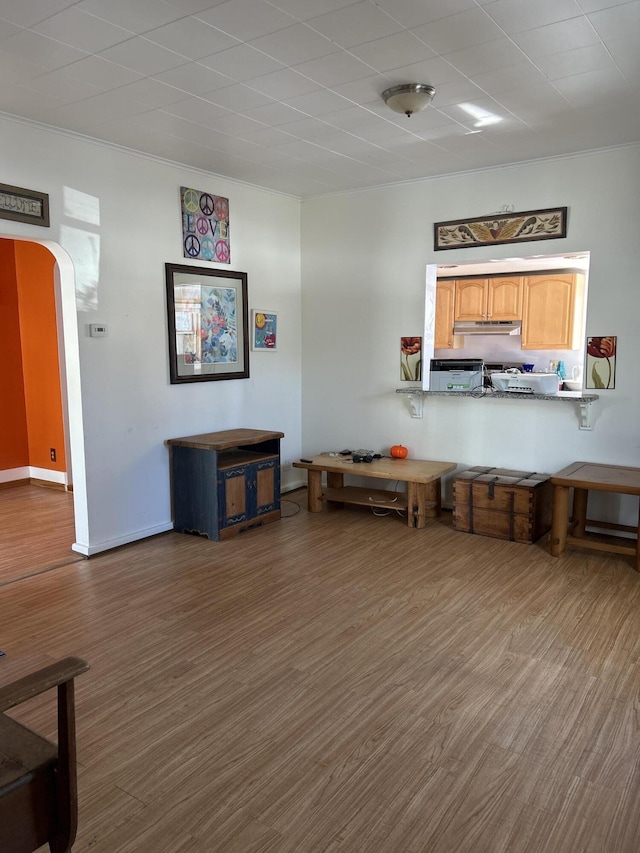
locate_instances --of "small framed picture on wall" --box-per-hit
[585,336,616,389]
[400,336,422,381]
[252,310,278,351]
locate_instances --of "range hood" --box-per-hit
[453,320,522,336]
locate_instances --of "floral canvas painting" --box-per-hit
[586,336,616,389]
[401,337,422,381]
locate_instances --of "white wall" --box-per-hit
[300,145,640,523]
[1,115,302,554]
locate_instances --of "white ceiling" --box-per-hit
[1,0,639,198]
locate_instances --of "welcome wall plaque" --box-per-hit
[0,182,50,227]
[434,206,567,251]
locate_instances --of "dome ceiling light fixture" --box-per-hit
[381,83,436,117]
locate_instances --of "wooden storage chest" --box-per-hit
[453,466,552,544]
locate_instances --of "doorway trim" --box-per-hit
[2,232,89,555]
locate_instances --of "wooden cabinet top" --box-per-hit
[166,428,284,451]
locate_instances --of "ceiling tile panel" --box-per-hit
[163,0,229,12]
[577,0,638,10]
[293,52,375,87]
[305,1,403,48]
[553,67,632,106]
[238,125,299,146]
[0,82,69,117]
[0,0,79,27]
[0,50,52,82]
[249,23,338,65]
[319,105,386,131]
[203,82,275,111]
[383,57,468,87]
[472,61,550,96]
[0,30,88,70]
[32,8,134,52]
[440,38,528,76]
[98,37,189,75]
[331,75,390,105]
[42,89,158,129]
[245,67,323,98]
[205,112,268,135]
[74,0,184,34]
[412,8,506,53]
[284,88,354,115]
[153,62,234,95]
[198,44,285,81]
[115,78,193,109]
[243,101,307,126]
[143,17,239,59]
[51,55,144,90]
[588,1,640,42]
[267,0,362,18]
[534,43,618,80]
[0,19,25,41]
[481,0,586,33]
[21,69,104,102]
[349,31,436,72]
[373,0,477,29]
[511,18,601,59]
[162,96,230,125]
[194,0,296,41]
[606,36,640,82]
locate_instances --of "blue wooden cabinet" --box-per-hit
[166,429,284,541]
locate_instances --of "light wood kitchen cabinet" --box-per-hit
[521,273,584,350]
[434,280,461,349]
[454,276,523,321]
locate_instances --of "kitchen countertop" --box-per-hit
[396,387,599,402]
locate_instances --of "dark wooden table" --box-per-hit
[550,461,640,570]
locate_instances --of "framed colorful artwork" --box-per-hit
[252,311,278,351]
[165,263,249,383]
[401,337,422,381]
[585,336,616,389]
[180,186,230,264]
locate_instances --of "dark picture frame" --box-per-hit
[0,182,50,227]
[434,206,567,251]
[165,263,249,384]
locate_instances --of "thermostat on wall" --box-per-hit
[89,324,108,337]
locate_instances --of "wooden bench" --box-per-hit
[0,656,89,853]
[550,461,640,570]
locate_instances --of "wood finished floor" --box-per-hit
[3,490,640,852]
[0,483,81,585]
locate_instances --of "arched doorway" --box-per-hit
[0,233,88,558]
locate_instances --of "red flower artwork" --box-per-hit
[586,336,616,389]
[401,337,422,381]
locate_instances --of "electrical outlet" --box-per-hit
[50,447,56,462]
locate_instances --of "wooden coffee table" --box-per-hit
[292,454,456,528]
[550,461,640,570]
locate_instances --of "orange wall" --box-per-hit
[0,240,29,469]
[15,241,66,472]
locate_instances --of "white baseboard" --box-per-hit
[0,466,67,485]
[72,521,175,557]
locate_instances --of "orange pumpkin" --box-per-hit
[390,444,408,459]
